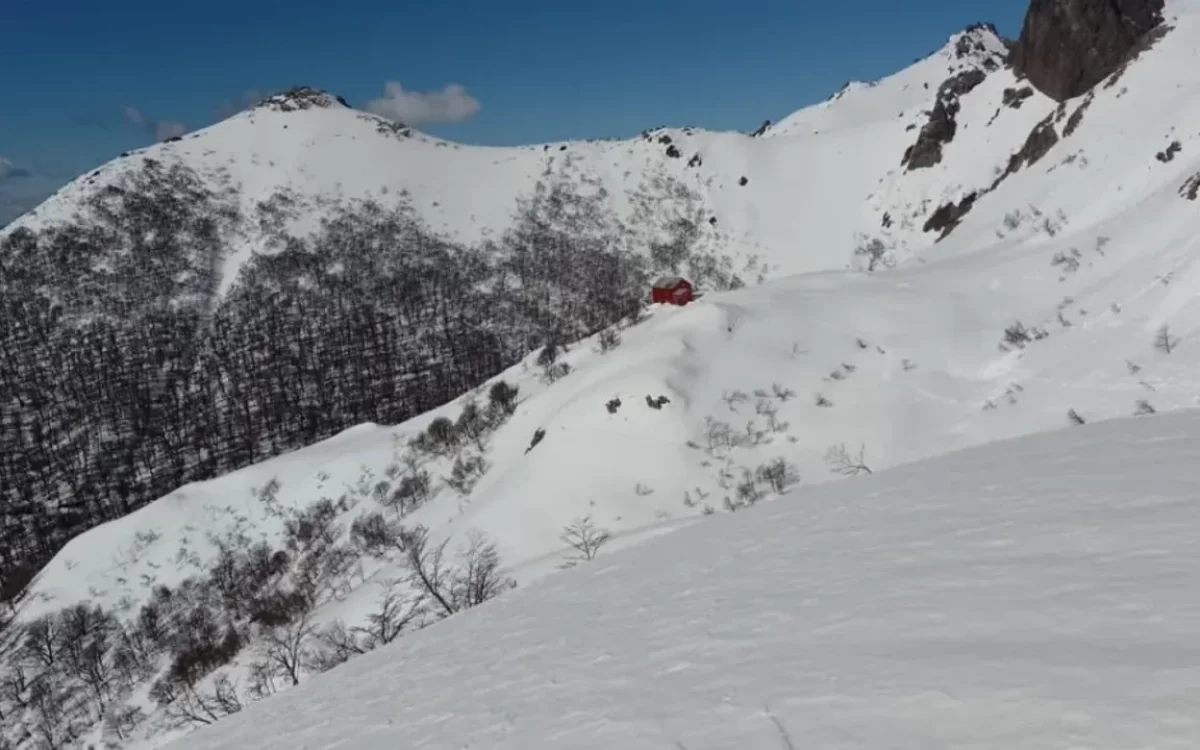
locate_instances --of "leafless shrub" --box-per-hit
[349,511,398,557]
[398,526,516,619]
[722,389,750,411]
[596,327,621,353]
[560,517,612,563]
[756,458,800,494]
[824,443,872,477]
[154,672,243,729]
[1067,409,1086,425]
[445,452,489,495]
[1154,324,1178,354]
[1134,399,1156,416]
[256,611,317,687]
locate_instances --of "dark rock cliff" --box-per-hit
[1012,0,1165,101]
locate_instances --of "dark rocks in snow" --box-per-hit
[1155,141,1181,163]
[645,394,670,409]
[738,176,748,186]
[257,85,350,113]
[1002,86,1035,109]
[687,153,702,168]
[923,191,979,238]
[1006,115,1060,177]
[955,23,1007,69]
[665,144,682,159]
[1063,91,1095,136]
[901,69,986,170]
[750,120,771,137]
[1011,0,1166,101]
[525,428,546,454]
[606,397,622,414]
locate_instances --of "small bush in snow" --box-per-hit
[596,327,621,353]
[824,443,873,477]
[756,457,800,493]
[488,380,519,417]
[560,517,612,563]
[1154,324,1178,354]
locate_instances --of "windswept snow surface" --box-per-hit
[166,411,1200,750]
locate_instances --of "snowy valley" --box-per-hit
[3,0,1200,747]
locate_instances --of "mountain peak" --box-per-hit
[944,21,1012,71]
[254,85,352,113]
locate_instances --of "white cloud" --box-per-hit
[123,106,147,127]
[124,106,188,141]
[365,81,481,125]
[0,157,31,180]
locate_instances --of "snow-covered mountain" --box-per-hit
[3,0,1200,746]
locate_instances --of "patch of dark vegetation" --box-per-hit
[1155,140,1181,163]
[0,162,673,585]
[1180,172,1200,201]
[901,70,986,170]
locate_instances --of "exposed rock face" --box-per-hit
[923,192,979,238]
[1012,0,1165,101]
[902,70,987,170]
[256,86,351,113]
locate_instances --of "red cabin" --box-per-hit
[651,276,694,306]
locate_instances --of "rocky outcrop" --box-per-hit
[257,86,351,113]
[923,192,979,238]
[902,70,987,170]
[1011,0,1165,101]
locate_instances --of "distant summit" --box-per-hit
[255,85,353,113]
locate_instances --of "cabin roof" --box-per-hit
[651,276,688,288]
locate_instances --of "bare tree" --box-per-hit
[824,443,872,476]
[399,525,516,618]
[1154,324,1179,354]
[155,672,242,728]
[451,530,517,609]
[359,580,426,646]
[756,458,800,494]
[560,516,612,562]
[257,611,317,686]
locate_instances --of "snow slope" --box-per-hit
[166,409,1200,750]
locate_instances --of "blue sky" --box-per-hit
[0,0,1029,224]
